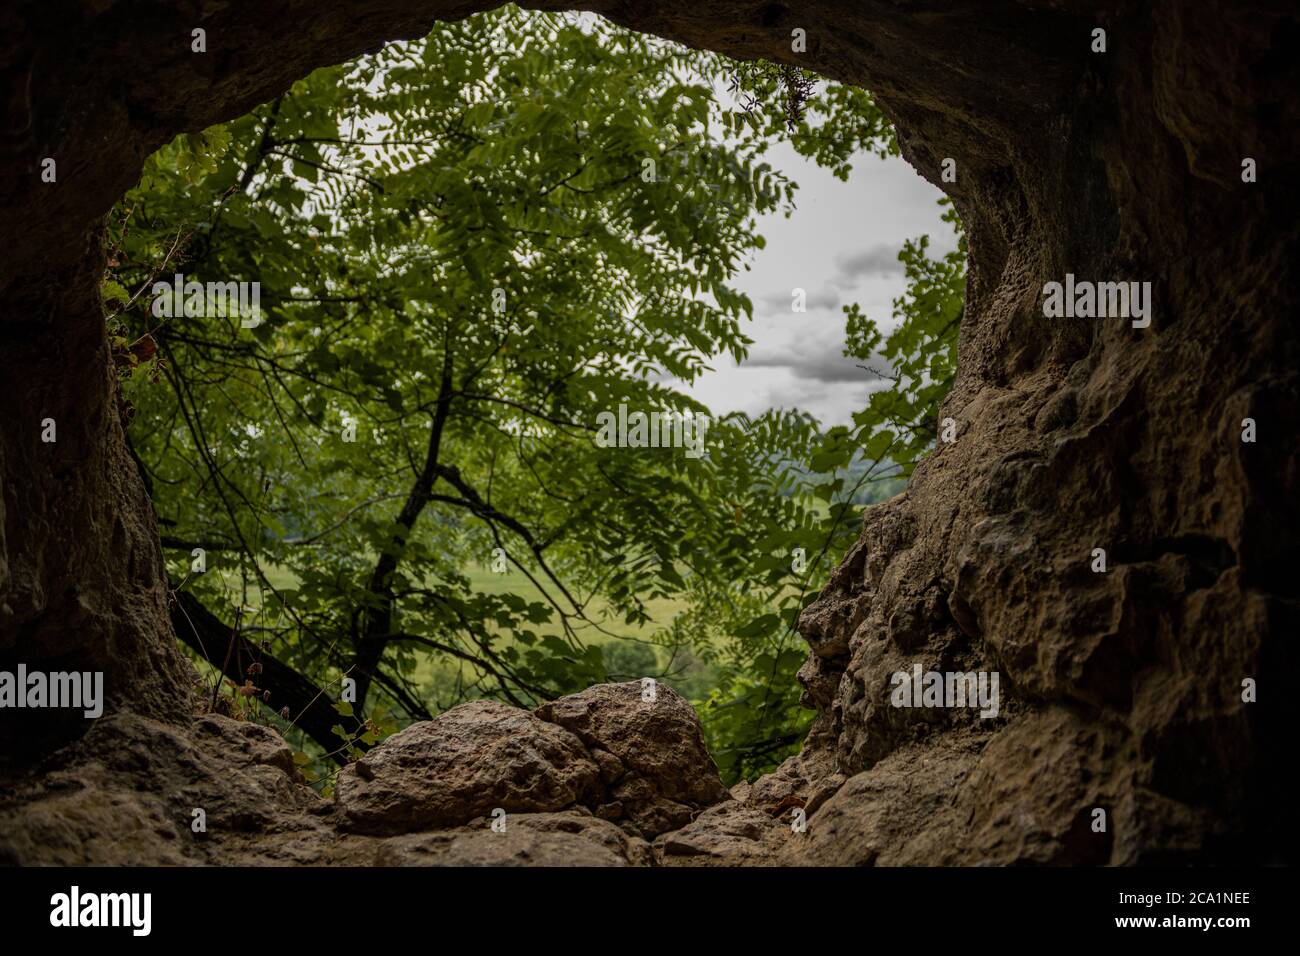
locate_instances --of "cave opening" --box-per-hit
[95,7,960,790]
[1,0,1294,869]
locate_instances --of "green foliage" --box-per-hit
[724,59,899,179]
[842,199,966,479]
[107,6,960,787]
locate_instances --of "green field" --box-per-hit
[413,565,709,704]
[203,560,710,713]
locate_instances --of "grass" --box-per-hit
[413,565,705,702]
[202,558,709,711]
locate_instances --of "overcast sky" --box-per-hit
[669,136,957,427]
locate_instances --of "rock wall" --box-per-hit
[2,1,1296,864]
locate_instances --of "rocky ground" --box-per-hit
[1,683,792,866]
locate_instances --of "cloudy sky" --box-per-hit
[670,136,957,427]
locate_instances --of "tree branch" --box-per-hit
[171,589,363,765]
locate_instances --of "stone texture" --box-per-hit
[334,683,729,840]
[0,712,329,865]
[655,800,784,865]
[535,681,729,836]
[779,735,985,867]
[335,700,602,835]
[331,812,654,867]
[0,685,725,865]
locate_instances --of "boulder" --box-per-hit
[335,700,602,835]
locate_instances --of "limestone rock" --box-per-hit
[0,713,325,866]
[656,800,783,864]
[332,811,653,867]
[335,701,602,835]
[535,681,729,836]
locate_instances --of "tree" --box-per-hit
[103,7,955,783]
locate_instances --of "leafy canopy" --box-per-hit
[106,7,963,784]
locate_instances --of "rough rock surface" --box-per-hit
[335,701,604,835]
[535,681,731,835]
[0,682,732,865]
[0,712,330,865]
[336,683,729,840]
[655,800,786,865]
[332,812,655,867]
[1,1,1297,865]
